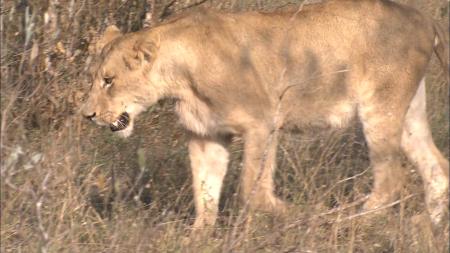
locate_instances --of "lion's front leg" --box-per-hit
[188,136,229,228]
[241,128,286,214]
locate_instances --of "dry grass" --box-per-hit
[1,0,448,252]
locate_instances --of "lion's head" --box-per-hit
[81,25,161,137]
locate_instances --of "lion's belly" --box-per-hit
[282,99,357,130]
[278,63,359,130]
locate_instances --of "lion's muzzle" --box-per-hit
[110,112,130,132]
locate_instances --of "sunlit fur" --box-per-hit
[82,0,449,228]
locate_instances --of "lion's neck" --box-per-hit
[172,87,217,136]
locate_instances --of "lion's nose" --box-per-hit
[84,112,96,121]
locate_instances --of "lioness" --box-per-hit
[82,0,449,228]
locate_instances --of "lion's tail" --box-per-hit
[432,21,449,75]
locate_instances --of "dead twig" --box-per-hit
[334,194,417,223]
[30,171,52,253]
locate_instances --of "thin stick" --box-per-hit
[335,194,417,223]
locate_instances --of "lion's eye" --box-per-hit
[103,77,114,88]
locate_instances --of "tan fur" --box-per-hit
[81,0,449,227]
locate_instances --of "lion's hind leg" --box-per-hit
[357,82,411,211]
[401,78,449,225]
[359,118,406,211]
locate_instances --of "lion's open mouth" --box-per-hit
[110,112,130,132]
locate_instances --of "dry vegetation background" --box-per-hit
[1,0,448,252]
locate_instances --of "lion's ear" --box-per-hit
[123,39,158,70]
[134,39,158,63]
[90,25,122,55]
